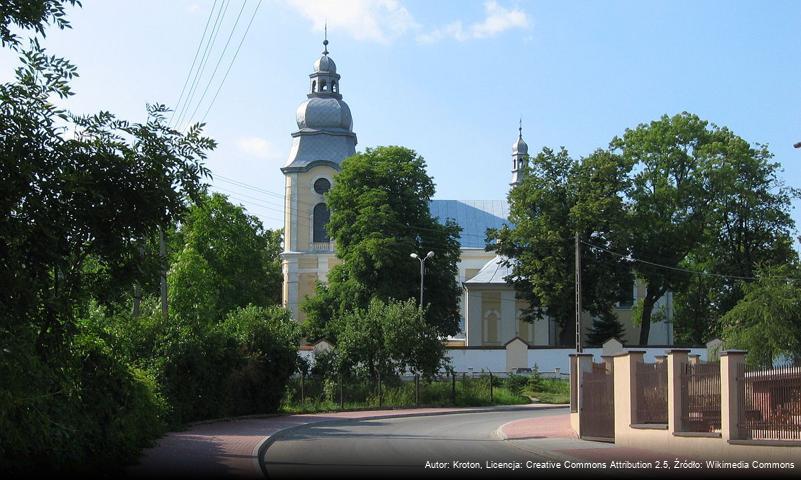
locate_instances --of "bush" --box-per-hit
[72,334,168,469]
[505,374,528,396]
[0,326,168,474]
[220,305,300,416]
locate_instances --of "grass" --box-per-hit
[526,378,570,404]
[279,375,531,414]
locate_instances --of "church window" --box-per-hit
[321,80,328,91]
[311,80,316,92]
[331,81,337,92]
[313,178,331,194]
[313,203,330,243]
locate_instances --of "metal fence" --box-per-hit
[737,364,801,441]
[283,370,566,410]
[635,361,668,424]
[680,362,721,432]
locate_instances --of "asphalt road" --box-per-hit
[261,407,570,479]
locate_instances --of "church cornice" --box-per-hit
[280,159,342,174]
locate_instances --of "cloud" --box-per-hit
[236,136,281,160]
[285,0,418,44]
[417,1,529,44]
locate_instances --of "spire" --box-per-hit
[511,120,529,187]
[323,21,329,55]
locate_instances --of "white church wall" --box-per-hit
[443,346,708,374]
[298,346,708,374]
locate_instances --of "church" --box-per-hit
[280,38,674,348]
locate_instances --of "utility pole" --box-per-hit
[159,226,168,320]
[575,232,582,353]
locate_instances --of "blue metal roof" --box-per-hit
[429,200,510,249]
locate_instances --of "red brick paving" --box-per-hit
[128,406,552,478]
[498,413,577,440]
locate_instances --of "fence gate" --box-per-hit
[581,363,615,441]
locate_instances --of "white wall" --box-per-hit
[298,346,708,373]
[445,347,708,373]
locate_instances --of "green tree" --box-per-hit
[0,5,215,469]
[168,192,283,322]
[612,113,713,345]
[720,265,801,368]
[334,298,446,379]
[586,313,626,346]
[0,0,79,48]
[491,147,632,345]
[675,131,798,342]
[302,146,462,340]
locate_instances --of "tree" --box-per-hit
[491,147,632,345]
[302,146,462,340]
[0,13,215,469]
[586,313,626,347]
[334,298,446,379]
[682,130,798,340]
[0,0,79,48]
[612,113,713,345]
[168,192,283,323]
[720,265,801,368]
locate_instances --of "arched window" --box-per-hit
[311,80,316,92]
[313,203,330,243]
[331,81,337,93]
[321,80,328,92]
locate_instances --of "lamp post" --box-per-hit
[410,251,434,307]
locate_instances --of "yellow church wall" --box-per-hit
[297,272,318,322]
[293,166,338,252]
[298,256,318,270]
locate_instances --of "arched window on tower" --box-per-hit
[331,81,337,93]
[311,80,316,92]
[321,80,328,92]
[313,203,330,243]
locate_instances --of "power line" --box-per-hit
[182,0,250,129]
[580,239,799,282]
[169,0,219,126]
[199,0,263,125]
[173,0,230,129]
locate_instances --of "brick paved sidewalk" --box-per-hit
[497,413,682,464]
[127,404,559,478]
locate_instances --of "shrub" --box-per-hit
[505,374,528,396]
[219,305,300,416]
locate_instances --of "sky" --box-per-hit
[2,0,800,235]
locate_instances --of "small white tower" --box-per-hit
[511,120,528,187]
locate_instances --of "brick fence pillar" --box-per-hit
[667,349,690,433]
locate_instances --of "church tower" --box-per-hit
[510,120,528,186]
[281,35,357,320]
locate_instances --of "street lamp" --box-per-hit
[410,251,434,307]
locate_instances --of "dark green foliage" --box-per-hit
[0,7,298,472]
[491,147,632,345]
[0,322,168,474]
[302,146,463,340]
[169,193,284,323]
[586,313,626,347]
[220,306,301,416]
[0,0,80,48]
[334,298,447,379]
[720,265,801,368]
[505,374,528,397]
